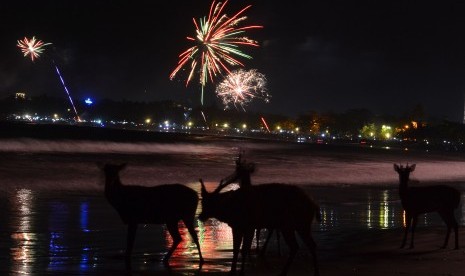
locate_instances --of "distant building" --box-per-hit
[15,92,26,100]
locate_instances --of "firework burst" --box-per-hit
[170,0,262,104]
[216,69,270,110]
[17,36,80,121]
[17,36,52,61]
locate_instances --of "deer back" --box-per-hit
[402,185,461,213]
[200,182,318,230]
[108,183,199,225]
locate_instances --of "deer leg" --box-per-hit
[439,211,459,249]
[255,228,261,255]
[164,221,182,265]
[297,228,319,276]
[126,224,138,258]
[277,230,282,257]
[447,211,459,250]
[401,213,411,249]
[240,229,254,275]
[438,211,452,249]
[280,230,299,276]
[184,218,204,263]
[231,228,243,274]
[125,223,138,268]
[260,229,273,257]
[409,216,418,249]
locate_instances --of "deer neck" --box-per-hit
[398,175,410,196]
[240,175,252,188]
[105,175,122,193]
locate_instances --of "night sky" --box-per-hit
[1,0,465,121]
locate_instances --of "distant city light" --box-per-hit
[85,98,93,105]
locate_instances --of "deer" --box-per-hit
[98,163,204,267]
[217,152,281,256]
[394,163,461,249]
[199,178,320,276]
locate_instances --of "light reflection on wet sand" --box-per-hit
[2,182,464,275]
[10,188,36,275]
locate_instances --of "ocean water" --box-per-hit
[1,137,465,275]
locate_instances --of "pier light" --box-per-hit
[242,124,247,129]
[145,118,151,124]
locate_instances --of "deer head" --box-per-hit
[394,163,416,184]
[199,178,217,222]
[99,163,127,187]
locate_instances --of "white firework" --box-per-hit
[216,69,270,110]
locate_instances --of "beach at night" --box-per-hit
[1,125,465,275]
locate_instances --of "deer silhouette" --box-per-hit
[199,178,320,276]
[218,152,281,256]
[98,163,204,266]
[394,163,461,249]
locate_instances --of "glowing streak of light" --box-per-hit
[215,69,270,110]
[54,64,80,121]
[201,110,208,126]
[402,210,407,228]
[261,117,270,133]
[170,0,262,105]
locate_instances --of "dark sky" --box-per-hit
[1,0,465,121]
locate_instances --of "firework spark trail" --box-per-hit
[170,0,262,105]
[261,117,270,133]
[17,36,80,121]
[54,62,80,121]
[17,37,52,61]
[200,110,208,127]
[215,69,270,110]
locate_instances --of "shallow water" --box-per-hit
[1,137,465,274]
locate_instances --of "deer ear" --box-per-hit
[96,162,105,170]
[410,164,416,171]
[393,164,399,171]
[118,163,127,170]
[199,179,207,196]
